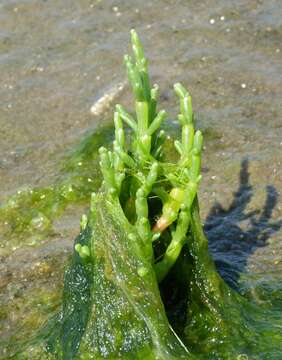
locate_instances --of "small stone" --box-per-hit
[210,18,215,24]
[241,83,246,89]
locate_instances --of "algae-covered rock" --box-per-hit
[41,193,191,359]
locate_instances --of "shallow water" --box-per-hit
[0,0,282,358]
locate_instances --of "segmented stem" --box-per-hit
[98,30,203,283]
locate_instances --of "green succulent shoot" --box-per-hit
[96,29,203,282]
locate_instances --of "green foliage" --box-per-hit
[98,30,203,282]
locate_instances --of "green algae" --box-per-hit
[48,193,192,359]
[0,125,114,253]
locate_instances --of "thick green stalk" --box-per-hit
[135,162,159,255]
[101,32,203,284]
[153,83,203,281]
[155,209,191,282]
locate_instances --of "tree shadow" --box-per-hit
[204,158,282,290]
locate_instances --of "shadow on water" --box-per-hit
[204,158,282,290]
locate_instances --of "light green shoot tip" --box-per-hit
[80,214,88,231]
[174,83,189,98]
[75,244,90,259]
